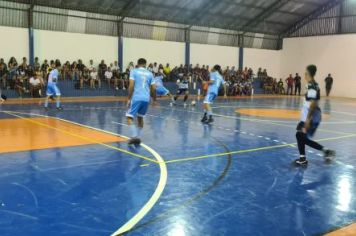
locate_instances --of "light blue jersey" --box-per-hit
[130,67,155,102]
[208,71,225,95]
[154,75,164,88]
[48,69,59,85]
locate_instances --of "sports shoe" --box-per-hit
[201,116,208,123]
[56,107,63,111]
[324,149,336,161]
[128,138,141,146]
[294,157,308,166]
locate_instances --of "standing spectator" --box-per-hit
[41,59,49,79]
[163,63,171,76]
[0,63,8,89]
[112,61,120,72]
[285,74,294,95]
[105,67,113,88]
[98,60,107,80]
[88,59,95,72]
[8,57,18,88]
[325,74,333,97]
[77,59,85,73]
[294,73,302,96]
[34,57,41,71]
[80,68,90,89]
[153,62,158,74]
[90,68,100,89]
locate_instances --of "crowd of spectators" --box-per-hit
[2,56,305,99]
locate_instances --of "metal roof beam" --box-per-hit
[239,0,290,34]
[283,0,345,37]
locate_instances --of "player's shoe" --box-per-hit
[128,138,141,146]
[201,115,208,123]
[323,149,336,162]
[183,103,187,107]
[56,107,63,111]
[294,157,308,166]
[44,106,49,111]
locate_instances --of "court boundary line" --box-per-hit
[2,111,157,164]
[0,111,167,236]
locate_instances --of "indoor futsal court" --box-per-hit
[1,0,356,236]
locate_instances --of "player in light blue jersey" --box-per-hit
[126,58,156,145]
[154,71,175,104]
[201,65,227,124]
[44,60,62,110]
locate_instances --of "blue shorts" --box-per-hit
[46,84,61,96]
[204,93,217,104]
[126,101,150,118]
[156,86,169,96]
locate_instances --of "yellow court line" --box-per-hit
[1,110,167,236]
[2,111,158,164]
[159,133,356,165]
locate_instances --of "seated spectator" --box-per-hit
[15,73,29,98]
[77,59,85,73]
[41,59,49,79]
[105,67,113,88]
[80,68,90,89]
[29,71,44,97]
[113,68,122,90]
[153,62,158,74]
[62,61,71,80]
[147,63,154,72]
[8,57,18,88]
[71,61,80,81]
[112,61,120,73]
[90,68,100,89]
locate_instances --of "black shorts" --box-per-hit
[296,121,319,138]
[177,89,188,95]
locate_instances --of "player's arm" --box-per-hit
[223,82,227,97]
[127,72,135,106]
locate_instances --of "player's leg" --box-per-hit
[174,89,182,103]
[44,85,54,109]
[0,94,7,104]
[54,85,62,110]
[126,101,140,145]
[183,90,189,106]
[202,93,216,123]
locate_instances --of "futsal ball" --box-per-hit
[191,100,196,106]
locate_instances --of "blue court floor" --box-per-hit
[1,96,356,236]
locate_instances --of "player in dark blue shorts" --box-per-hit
[294,65,335,166]
[173,75,190,106]
[126,58,156,145]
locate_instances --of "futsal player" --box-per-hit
[44,60,62,110]
[154,71,175,105]
[126,58,156,145]
[173,74,190,106]
[294,65,335,165]
[201,65,227,124]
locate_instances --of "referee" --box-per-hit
[294,65,335,165]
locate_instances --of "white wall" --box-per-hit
[245,48,281,78]
[34,30,118,66]
[282,35,356,98]
[123,38,185,69]
[0,26,29,62]
[191,43,238,68]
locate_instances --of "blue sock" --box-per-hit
[137,127,143,138]
[44,98,49,107]
[129,124,138,138]
[56,99,60,108]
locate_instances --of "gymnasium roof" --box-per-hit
[4,0,335,35]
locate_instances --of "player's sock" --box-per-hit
[56,100,61,108]
[137,127,143,138]
[207,110,213,116]
[129,124,138,138]
[44,98,49,108]
[184,95,188,102]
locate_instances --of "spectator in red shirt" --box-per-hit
[285,74,294,95]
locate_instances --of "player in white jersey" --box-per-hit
[44,61,62,110]
[294,65,335,166]
[173,74,190,106]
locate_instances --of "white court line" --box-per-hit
[1,110,167,236]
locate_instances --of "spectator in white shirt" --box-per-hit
[88,59,95,72]
[105,67,113,88]
[153,62,158,73]
[29,72,44,97]
[90,68,100,89]
[112,61,120,73]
